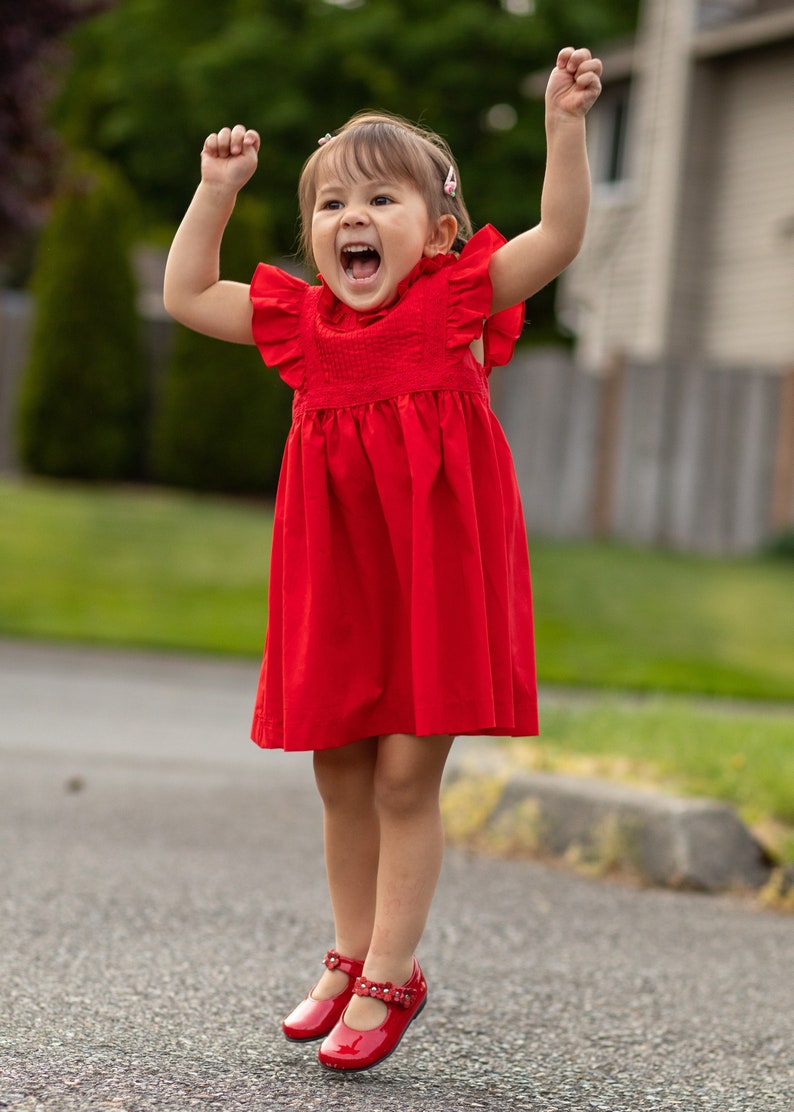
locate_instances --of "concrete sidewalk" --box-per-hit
[1,641,792,1111]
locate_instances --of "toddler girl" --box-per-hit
[164,46,602,1071]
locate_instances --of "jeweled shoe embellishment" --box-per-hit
[353,975,416,1008]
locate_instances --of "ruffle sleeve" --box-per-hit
[249,263,308,390]
[447,225,525,372]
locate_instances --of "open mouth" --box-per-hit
[342,244,381,282]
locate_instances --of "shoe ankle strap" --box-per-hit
[323,949,364,976]
[352,974,416,1009]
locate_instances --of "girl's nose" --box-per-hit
[342,205,369,227]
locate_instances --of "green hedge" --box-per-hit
[151,196,293,494]
[767,529,794,560]
[17,153,146,480]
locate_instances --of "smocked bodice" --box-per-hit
[250,224,524,419]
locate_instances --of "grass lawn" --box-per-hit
[531,540,794,701]
[2,476,792,698]
[1,477,792,854]
[0,478,272,655]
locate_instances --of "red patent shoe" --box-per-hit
[317,958,427,1071]
[282,950,364,1042]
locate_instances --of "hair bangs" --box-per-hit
[327,127,418,188]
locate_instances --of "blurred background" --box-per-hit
[1,0,792,549]
[0,0,640,496]
[1,0,793,868]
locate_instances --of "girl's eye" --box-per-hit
[372,195,393,206]
[323,200,343,210]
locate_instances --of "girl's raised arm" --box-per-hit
[163,125,261,344]
[489,48,602,315]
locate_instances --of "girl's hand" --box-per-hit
[545,47,602,118]
[200,125,260,193]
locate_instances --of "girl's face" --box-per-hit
[311,170,455,311]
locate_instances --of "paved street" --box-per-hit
[1,640,792,1111]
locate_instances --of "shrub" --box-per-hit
[766,529,794,560]
[151,195,293,494]
[17,152,146,479]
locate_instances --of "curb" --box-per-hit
[442,741,773,892]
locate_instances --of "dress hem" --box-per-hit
[250,704,539,752]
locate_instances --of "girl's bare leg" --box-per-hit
[311,737,379,999]
[343,732,454,1031]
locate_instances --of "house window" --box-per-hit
[597,80,631,185]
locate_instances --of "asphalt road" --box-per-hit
[1,640,792,1112]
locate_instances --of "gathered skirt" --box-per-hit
[250,389,538,751]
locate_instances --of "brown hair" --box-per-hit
[297,112,473,267]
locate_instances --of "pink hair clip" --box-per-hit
[318,133,333,146]
[444,166,457,198]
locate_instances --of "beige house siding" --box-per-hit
[562,0,699,370]
[560,193,643,369]
[699,47,794,365]
[561,0,794,373]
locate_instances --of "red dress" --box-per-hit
[249,224,538,751]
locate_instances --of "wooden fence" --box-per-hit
[0,291,30,474]
[2,291,793,553]
[491,348,794,553]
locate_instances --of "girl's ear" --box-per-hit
[424,214,458,257]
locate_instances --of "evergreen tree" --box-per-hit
[17,152,147,479]
[55,0,640,248]
[150,195,293,494]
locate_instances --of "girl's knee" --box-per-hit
[313,737,377,808]
[373,734,452,817]
[373,768,426,818]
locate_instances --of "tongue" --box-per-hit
[349,254,379,280]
